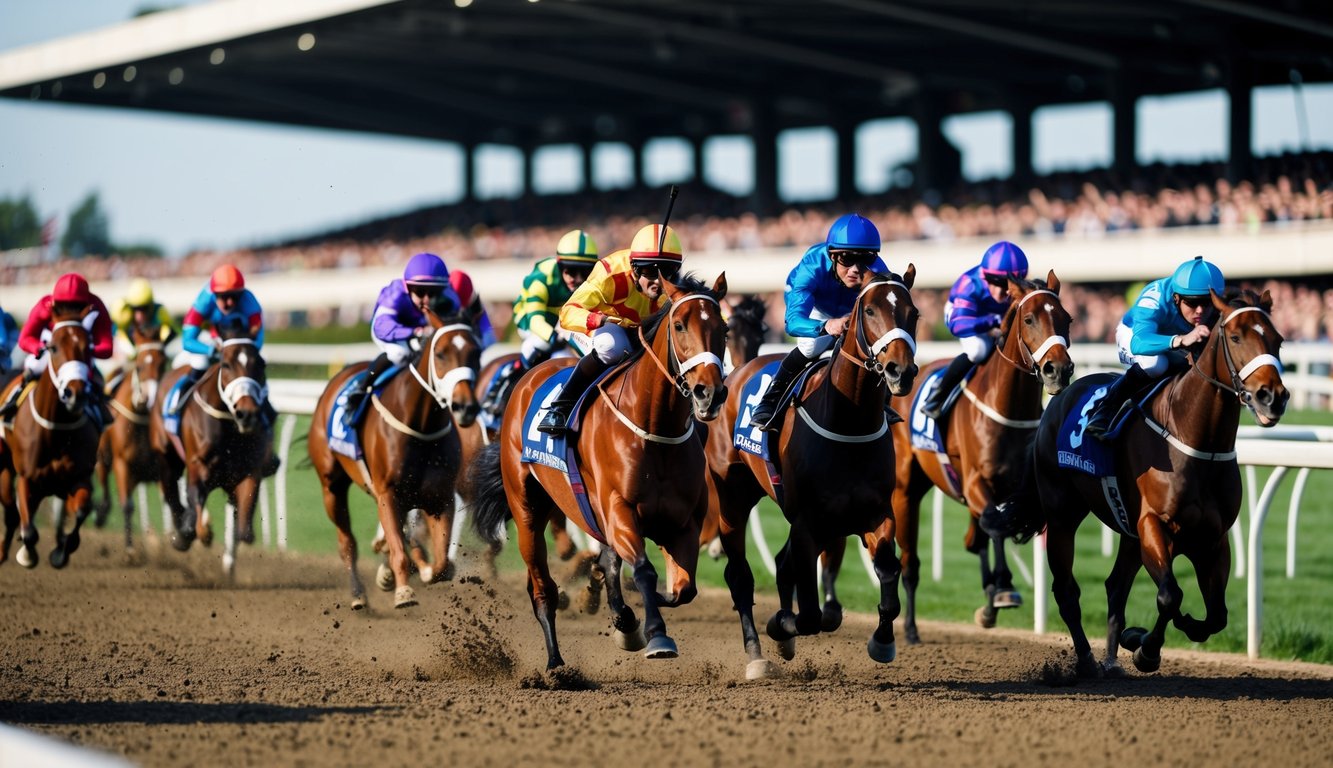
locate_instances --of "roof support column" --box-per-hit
[522,143,537,197]
[1228,64,1254,182]
[836,117,857,203]
[913,92,958,194]
[1110,76,1136,183]
[582,142,596,192]
[751,100,777,215]
[692,136,706,187]
[460,144,474,202]
[1011,101,1034,188]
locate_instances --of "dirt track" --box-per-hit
[2,530,1331,768]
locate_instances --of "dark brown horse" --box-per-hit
[0,306,99,568]
[822,272,1074,640]
[150,322,272,579]
[308,306,479,609]
[470,273,729,669]
[987,288,1287,676]
[704,269,919,679]
[93,326,169,557]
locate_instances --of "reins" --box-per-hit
[993,289,1068,375]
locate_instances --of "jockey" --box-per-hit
[449,269,497,350]
[921,241,1030,418]
[1085,255,1226,439]
[342,252,463,425]
[0,303,18,376]
[107,277,178,394]
[750,213,889,431]
[482,229,598,417]
[0,273,114,423]
[537,223,680,435]
[169,264,265,416]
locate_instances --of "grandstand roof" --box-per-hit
[2,0,1331,148]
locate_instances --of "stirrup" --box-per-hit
[537,405,571,435]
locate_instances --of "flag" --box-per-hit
[40,216,58,246]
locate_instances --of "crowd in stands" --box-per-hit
[4,152,1333,344]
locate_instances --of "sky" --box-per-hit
[2,1,1332,258]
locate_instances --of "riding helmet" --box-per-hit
[126,277,155,308]
[825,213,881,253]
[980,241,1029,280]
[555,229,599,268]
[403,252,450,287]
[1171,256,1225,297]
[52,272,93,304]
[210,264,246,293]
[629,224,683,268]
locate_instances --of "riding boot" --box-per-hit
[1085,364,1154,440]
[344,353,393,428]
[168,367,205,417]
[0,368,38,419]
[537,353,608,435]
[751,347,814,432]
[921,353,973,419]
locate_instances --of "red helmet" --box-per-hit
[210,264,245,293]
[449,270,475,307]
[52,273,93,303]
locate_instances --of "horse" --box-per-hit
[93,325,169,557]
[986,287,1287,677]
[307,303,480,609]
[469,273,729,670]
[149,321,273,578]
[0,305,100,568]
[822,272,1074,640]
[703,269,919,679]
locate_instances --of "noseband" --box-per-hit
[1190,305,1282,406]
[640,293,724,399]
[837,279,916,383]
[195,338,267,422]
[411,323,478,410]
[995,289,1068,375]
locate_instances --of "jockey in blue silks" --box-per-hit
[1084,255,1226,439]
[921,241,1029,418]
[169,263,265,417]
[342,252,463,426]
[750,213,890,432]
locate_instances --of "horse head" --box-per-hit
[998,269,1075,395]
[129,326,167,410]
[1207,288,1288,427]
[726,294,769,367]
[46,304,95,414]
[848,266,919,396]
[658,272,730,421]
[215,321,268,434]
[421,305,482,428]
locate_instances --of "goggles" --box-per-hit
[632,262,680,282]
[830,249,877,269]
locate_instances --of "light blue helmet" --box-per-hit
[826,213,880,252]
[403,252,450,288]
[1171,256,1224,298]
[980,241,1029,280]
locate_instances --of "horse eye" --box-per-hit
[1024,314,1035,325]
[674,322,685,332]
[1231,334,1241,343]
[865,307,876,316]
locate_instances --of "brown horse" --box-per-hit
[704,269,919,679]
[307,306,479,609]
[987,287,1287,676]
[0,307,100,568]
[823,272,1074,640]
[93,326,169,557]
[470,273,729,669]
[150,322,272,578]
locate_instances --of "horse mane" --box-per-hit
[639,273,721,345]
[729,295,768,331]
[215,318,251,341]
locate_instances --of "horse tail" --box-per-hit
[982,438,1045,543]
[467,441,510,546]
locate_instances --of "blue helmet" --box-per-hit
[826,213,881,252]
[980,241,1029,279]
[1171,256,1224,298]
[403,252,450,287]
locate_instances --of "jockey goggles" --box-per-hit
[829,249,877,269]
[632,262,679,281]
[1177,294,1212,309]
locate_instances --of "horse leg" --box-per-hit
[766,539,800,647]
[321,475,366,609]
[50,484,93,569]
[990,533,1023,610]
[233,476,258,545]
[1123,517,1183,674]
[819,538,846,632]
[773,523,822,638]
[115,456,137,555]
[93,435,112,527]
[14,477,40,568]
[421,498,458,584]
[513,494,564,669]
[628,550,679,659]
[866,528,902,663]
[1174,535,1232,643]
[718,521,775,677]
[1101,534,1143,675]
[549,512,578,561]
[1048,517,1099,677]
[375,495,416,608]
[0,477,17,566]
[893,480,926,645]
[973,526,999,629]
[597,547,645,652]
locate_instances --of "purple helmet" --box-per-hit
[403,252,449,288]
[980,241,1029,280]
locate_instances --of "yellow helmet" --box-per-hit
[629,224,683,268]
[555,230,599,267]
[126,278,154,307]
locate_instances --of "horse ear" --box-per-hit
[901,263,915,290]
[1210,288,1229,314]
[712,272,728,300]
[1006,276,1024,302]
[1047,269,1060,294]
[1259,289,1273,313]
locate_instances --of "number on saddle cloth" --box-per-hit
[908,366,973,452]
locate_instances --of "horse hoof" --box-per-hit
[437,562,456,582]
[993,590,1023,609]
[556,590,571,611]
[974,606,997,629]
[644,635,678,660]
[1119,627,1148,651]
[772,637,796,662]
[16,546,37,569]
[1132,647,1161,674]
[375,563,394,592]
[49,549,68,570]
[238,527,255,545]
[198,525,214,547]
[904,627,921,645]
[745,659,780,680]
[821,601,844,633]
[393,586,418,608]
[417,564,434,584]
[867,636,897,664]
[615,625,647,652]
[351,595,366,611]
[706,537,724,561]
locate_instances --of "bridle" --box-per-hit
[46,320,92,412]
[409,322,478,411]
[1188,304,1282,409]
[194,338,267,422]
[994,288,1069,376]
[836,277,917,384]
[639,293,724,400]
